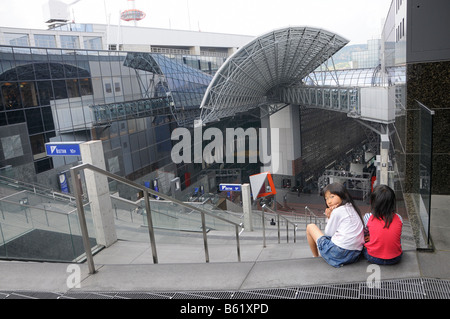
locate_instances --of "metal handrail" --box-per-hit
[305,206,327,229]
[259,204,298,248]
[70,163,243,274]
[0,174,77,203]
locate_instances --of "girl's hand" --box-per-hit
[324,205,338,218]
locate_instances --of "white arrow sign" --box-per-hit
[219,184,242,192]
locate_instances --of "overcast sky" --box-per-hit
[0,0,392,44]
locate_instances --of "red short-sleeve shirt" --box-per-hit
[365,213,403,259]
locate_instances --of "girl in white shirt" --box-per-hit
[306,182,365,268]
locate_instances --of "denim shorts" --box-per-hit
[363,248,402,265]
[317,236,362,268]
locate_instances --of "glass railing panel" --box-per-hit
[0,198,34,229]
[0,222,31,259]
[66,203,98,259]
[417,101,435,247]
[110,195,144,225]
[108,185,207,243]
[142,200,237,233]
[70,163,244,267]
[0,195,94,262]
[112,196,241,234]
[0,222,4,257]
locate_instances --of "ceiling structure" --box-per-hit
[199,26,349,124]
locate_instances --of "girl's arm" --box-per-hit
[324,208,340,236]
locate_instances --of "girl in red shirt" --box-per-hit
[363,185,403,265]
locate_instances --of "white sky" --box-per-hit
[0,0,392,44]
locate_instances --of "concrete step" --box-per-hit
[94,225,417,266]
[92,239,313,265]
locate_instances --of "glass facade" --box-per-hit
[83,36,102,50]
[50,23,94,33]
[34,34,57,48]
[305,66,406,87]
[0,45,225,193]
[417,101,434,245]
[352,39,382,69]
[60,35,80,49]
[3,33,29,46]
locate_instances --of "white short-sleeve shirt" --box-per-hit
[324,203,365,251]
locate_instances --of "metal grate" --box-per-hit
[295,283,361,299]
[1,278,449,299]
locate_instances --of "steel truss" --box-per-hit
[200,26,348,124]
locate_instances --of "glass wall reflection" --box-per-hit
[0,45,221,194]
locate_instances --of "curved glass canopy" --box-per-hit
[124,52,213,126]
[199,26,349,124]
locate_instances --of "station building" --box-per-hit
[0,0,449,252]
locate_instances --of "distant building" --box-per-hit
[0,23,252,56]
[382,0,450,248]
[0,23,253,195]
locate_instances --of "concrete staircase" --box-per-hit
[94,214,417,266]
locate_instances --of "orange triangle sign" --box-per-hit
[249,171,277,200]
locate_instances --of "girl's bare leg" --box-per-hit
[306,224,324,257]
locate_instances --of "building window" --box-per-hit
[37,81,53,105]
[20,81,39,107]
[1,82,22,109]
[34,158,53,173]
[60,35,80,49]
[4,33,29,46]
[6,110,25,124]
[108,44,122,51]
[80,78,93,96]
[30,134,46,159]
[52,80,68,99]
[26,108,44,134]
[105,82,112,93]
[84,36,102,50]
[66,79,81,98]
[34,34,57,48]
[402,18,405,38]
[115,82,121,93]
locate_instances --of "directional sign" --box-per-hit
[219,184,242,192]
[45,142,82,156]
[249,171,276,200]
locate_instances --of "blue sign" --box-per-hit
[46,142,82,156]
[219,184,242,192]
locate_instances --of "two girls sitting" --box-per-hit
[306,183,403,268]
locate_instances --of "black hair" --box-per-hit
[321,182,363,222]
[370,185,396,229]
